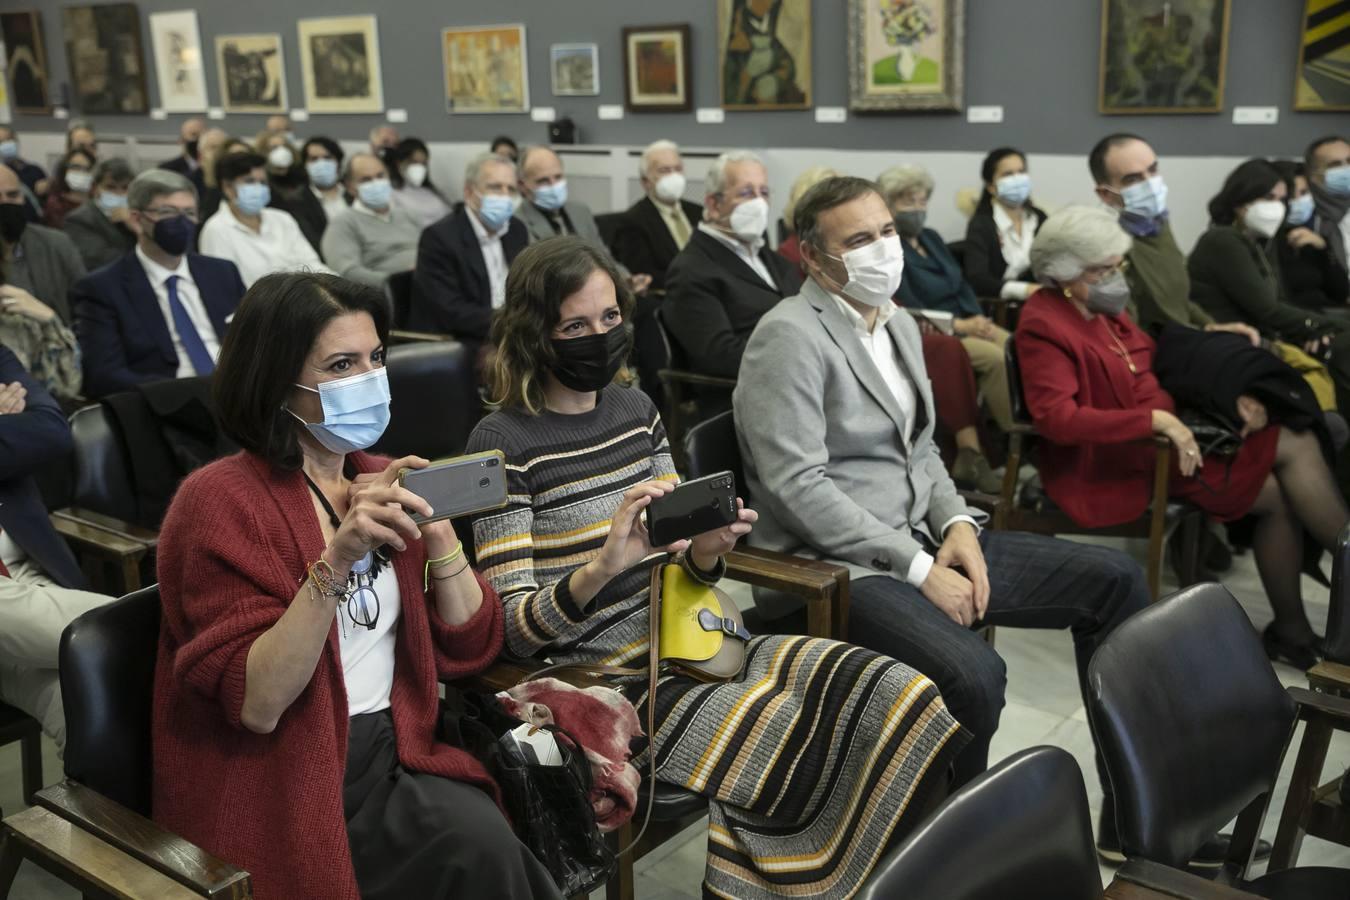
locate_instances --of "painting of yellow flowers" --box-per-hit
[848,0,964,111]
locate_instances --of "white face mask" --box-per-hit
[65,169,93,193]
[826,235,906,308]
[1243,199,1286,239]
[726,196,769,242]
[653,172,686,204]
[404,163,428,187]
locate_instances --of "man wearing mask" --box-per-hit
[0,165,86,325]
[1307,135,1350,288]
[303,137,348,223]
[662,149,801,415]
[369,125,399,159]
[70,169,245,399]
[0,127,48,221]
[612,140,703,290]
[734,174,1153,856]
[160,117,205,178]
[321,153,420,289]
[64,157,137,270]
[198,151,331,287]
[408,151,528,341]
[66,122,97,159]
[190,127,228,196]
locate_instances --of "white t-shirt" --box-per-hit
[339,555,402,716]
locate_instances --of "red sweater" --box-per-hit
[152,451,505,900]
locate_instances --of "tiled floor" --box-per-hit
[5,533,1350,898]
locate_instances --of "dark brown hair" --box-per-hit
[213,272,389,470]
[489,236,634,414]
[795,175,885,253]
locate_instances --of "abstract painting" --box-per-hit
[1295,0,1350,112]
[442,24,529,113]
[551,43,598,96]
[622,24,691,112]
[216,33,287,113]
[149,10,208,112]
[298,15,384,114]
[718,0,811,110]
[1,11,50,114]
[61,3,149,114]
[848,0,964,111]
[1098,0,1230,114]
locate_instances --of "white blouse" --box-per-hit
[339,556,402,717]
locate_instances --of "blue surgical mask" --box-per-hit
[531,179,568,211]
[289,367,391,455]
[95,191,128,215]
[1119,175,1168,220]
[358,177,392,210]
[0,140,17,161]
[995,172,1031,207]
[477,194,515,232]
[1326,166,1350,198]
[1287,194,1315,226]
[233,181,271,216]
[306,158,338,189]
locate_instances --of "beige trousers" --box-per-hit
[959,325,1014,432]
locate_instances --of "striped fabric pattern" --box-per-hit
[469,385,967,898]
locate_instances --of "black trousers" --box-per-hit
[343,710,562,900]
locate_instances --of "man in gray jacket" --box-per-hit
[734,175,1151,853]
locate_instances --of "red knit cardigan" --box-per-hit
[152,451,506,900]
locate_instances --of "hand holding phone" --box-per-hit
[399,450,509,525]
[644,471,738,546]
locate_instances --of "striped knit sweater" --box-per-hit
[467,385,676,664]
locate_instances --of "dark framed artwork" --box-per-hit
[216,33,287,114]
[1294,0,1350,112]
[847,0,964,111]
[297,15,384,114]
[1,11,51,114]
[718,0,811,110]
[62,3,149,114]
[622,24,691,113]
[1098,0,1231,114]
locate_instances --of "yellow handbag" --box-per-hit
[1273,341,1337,412]
[652,563,750,683]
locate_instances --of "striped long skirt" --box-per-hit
[631,634,967,899]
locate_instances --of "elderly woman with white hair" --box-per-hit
[1016,205,1348,669]
[879,164,1014,432]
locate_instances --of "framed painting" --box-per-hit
[718,0,811,110]
[551,42,598,97]
[1294,0,1350,112]
[1098,0,1231,114]
[622,24,691,113]
[443,24,529,113]
[0,45,10,124]
[61,3,149,115]
[297,15,384,114]
[848,0,964,111]
[1,11,50,114]
[216,33,287,114]
[149,10,208,112]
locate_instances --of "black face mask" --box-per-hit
[152,215,196,257]
[0,203,27,243]
[184,139,199,161]
[893,210,927,239]
[550,327,631,393]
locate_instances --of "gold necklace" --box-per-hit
[1101,319,1137,373]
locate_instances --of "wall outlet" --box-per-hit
[967,105,1004,123]
[815,106,847,123]
[1232,106,1278,125]
[696,107,726,124]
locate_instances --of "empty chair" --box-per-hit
[374,339,480,460]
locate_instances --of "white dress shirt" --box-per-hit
[697,222,776,289]
[134,245,222,377]
[829,293,978,587]
[313,185,349,223]
[655,198,693,249]
[1339,213,1350,286]
[992,202,1034,281]
[198,206,333,288]
[468,205,510,310]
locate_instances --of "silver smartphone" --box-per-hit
[399,450,508,525]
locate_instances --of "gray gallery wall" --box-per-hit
[7,1,1338,158]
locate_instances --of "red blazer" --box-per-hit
[1013,288,1174,528]
[153,451,505,900]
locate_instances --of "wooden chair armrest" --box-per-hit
[957,491,1000,517]
[50,508,158,554]
[1006,422,1036,436]
[1111,858,1263,898]
[1290,685,1350,724]
[389,329,453,344]
[1306,660,1350,693]
[657,368,737,389]
[33,781,250,898]
[725,547,848,639]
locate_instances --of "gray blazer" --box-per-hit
[64,201,136,272]
[733,277,978,586]
[514,199,603,245]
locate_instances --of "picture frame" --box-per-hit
[442,24,529,113]
[848,0,964,112]
[1098,0,1231,115]
[149,10,208,113]
[1,11,51,114]
[1294,0,1350,112]
[551,42,598,97]
[297,15,384,114]
[216,33,288,114]
[0,44,11,124]
[622,24,692,113]
[61,3,149,115]
[718,0,811,111]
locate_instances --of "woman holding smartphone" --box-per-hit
[153,272,561,900]
[467,236,967,899]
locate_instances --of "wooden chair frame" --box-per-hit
[1269,664,1350,868]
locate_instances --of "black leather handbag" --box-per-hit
[1178,410,1242,459]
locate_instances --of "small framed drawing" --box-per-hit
[551,43,598,96]
[622,24,691,113]
[443,24,529,113]
[216,33,287,113]
[149,10,209,113]
[297,15,384,114]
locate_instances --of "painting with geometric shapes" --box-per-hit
[1296,0,1350,112]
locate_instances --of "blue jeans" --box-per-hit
[848,530,1148,791]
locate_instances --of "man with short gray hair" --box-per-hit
[321,152,420,289]
[612,140,703,290]
[71,168,246,397]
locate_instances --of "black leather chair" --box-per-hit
[653,306,735,467]
[0,704,42,809]
[856,746,1102,900]
[385,269,415,330]
[1087,582,1350,896]
[373,340,481,461]
[595,212,623,252]
[999,338,1203,599]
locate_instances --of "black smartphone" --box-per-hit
[399,450,508,525]
[644,471,738,546]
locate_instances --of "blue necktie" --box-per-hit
[165,275,215,376]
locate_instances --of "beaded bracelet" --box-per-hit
[307,557,351,606]
[423,543,465,590]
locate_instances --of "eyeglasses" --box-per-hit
[1083,259,1130,279]
[345,552,382,631]
[141,207,200,224]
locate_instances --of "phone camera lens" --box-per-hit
[479,477,491,488]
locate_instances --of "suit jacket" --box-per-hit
[408,205,528,341]
[71,251,245,399]
[610,195,703,289]
[63,199,137,271]
[271,180,328,255]
[159,155,195,178]
[514,198,604,246]
[663,229,802,379]
[0,346,85,588]
[733,278,977,586]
